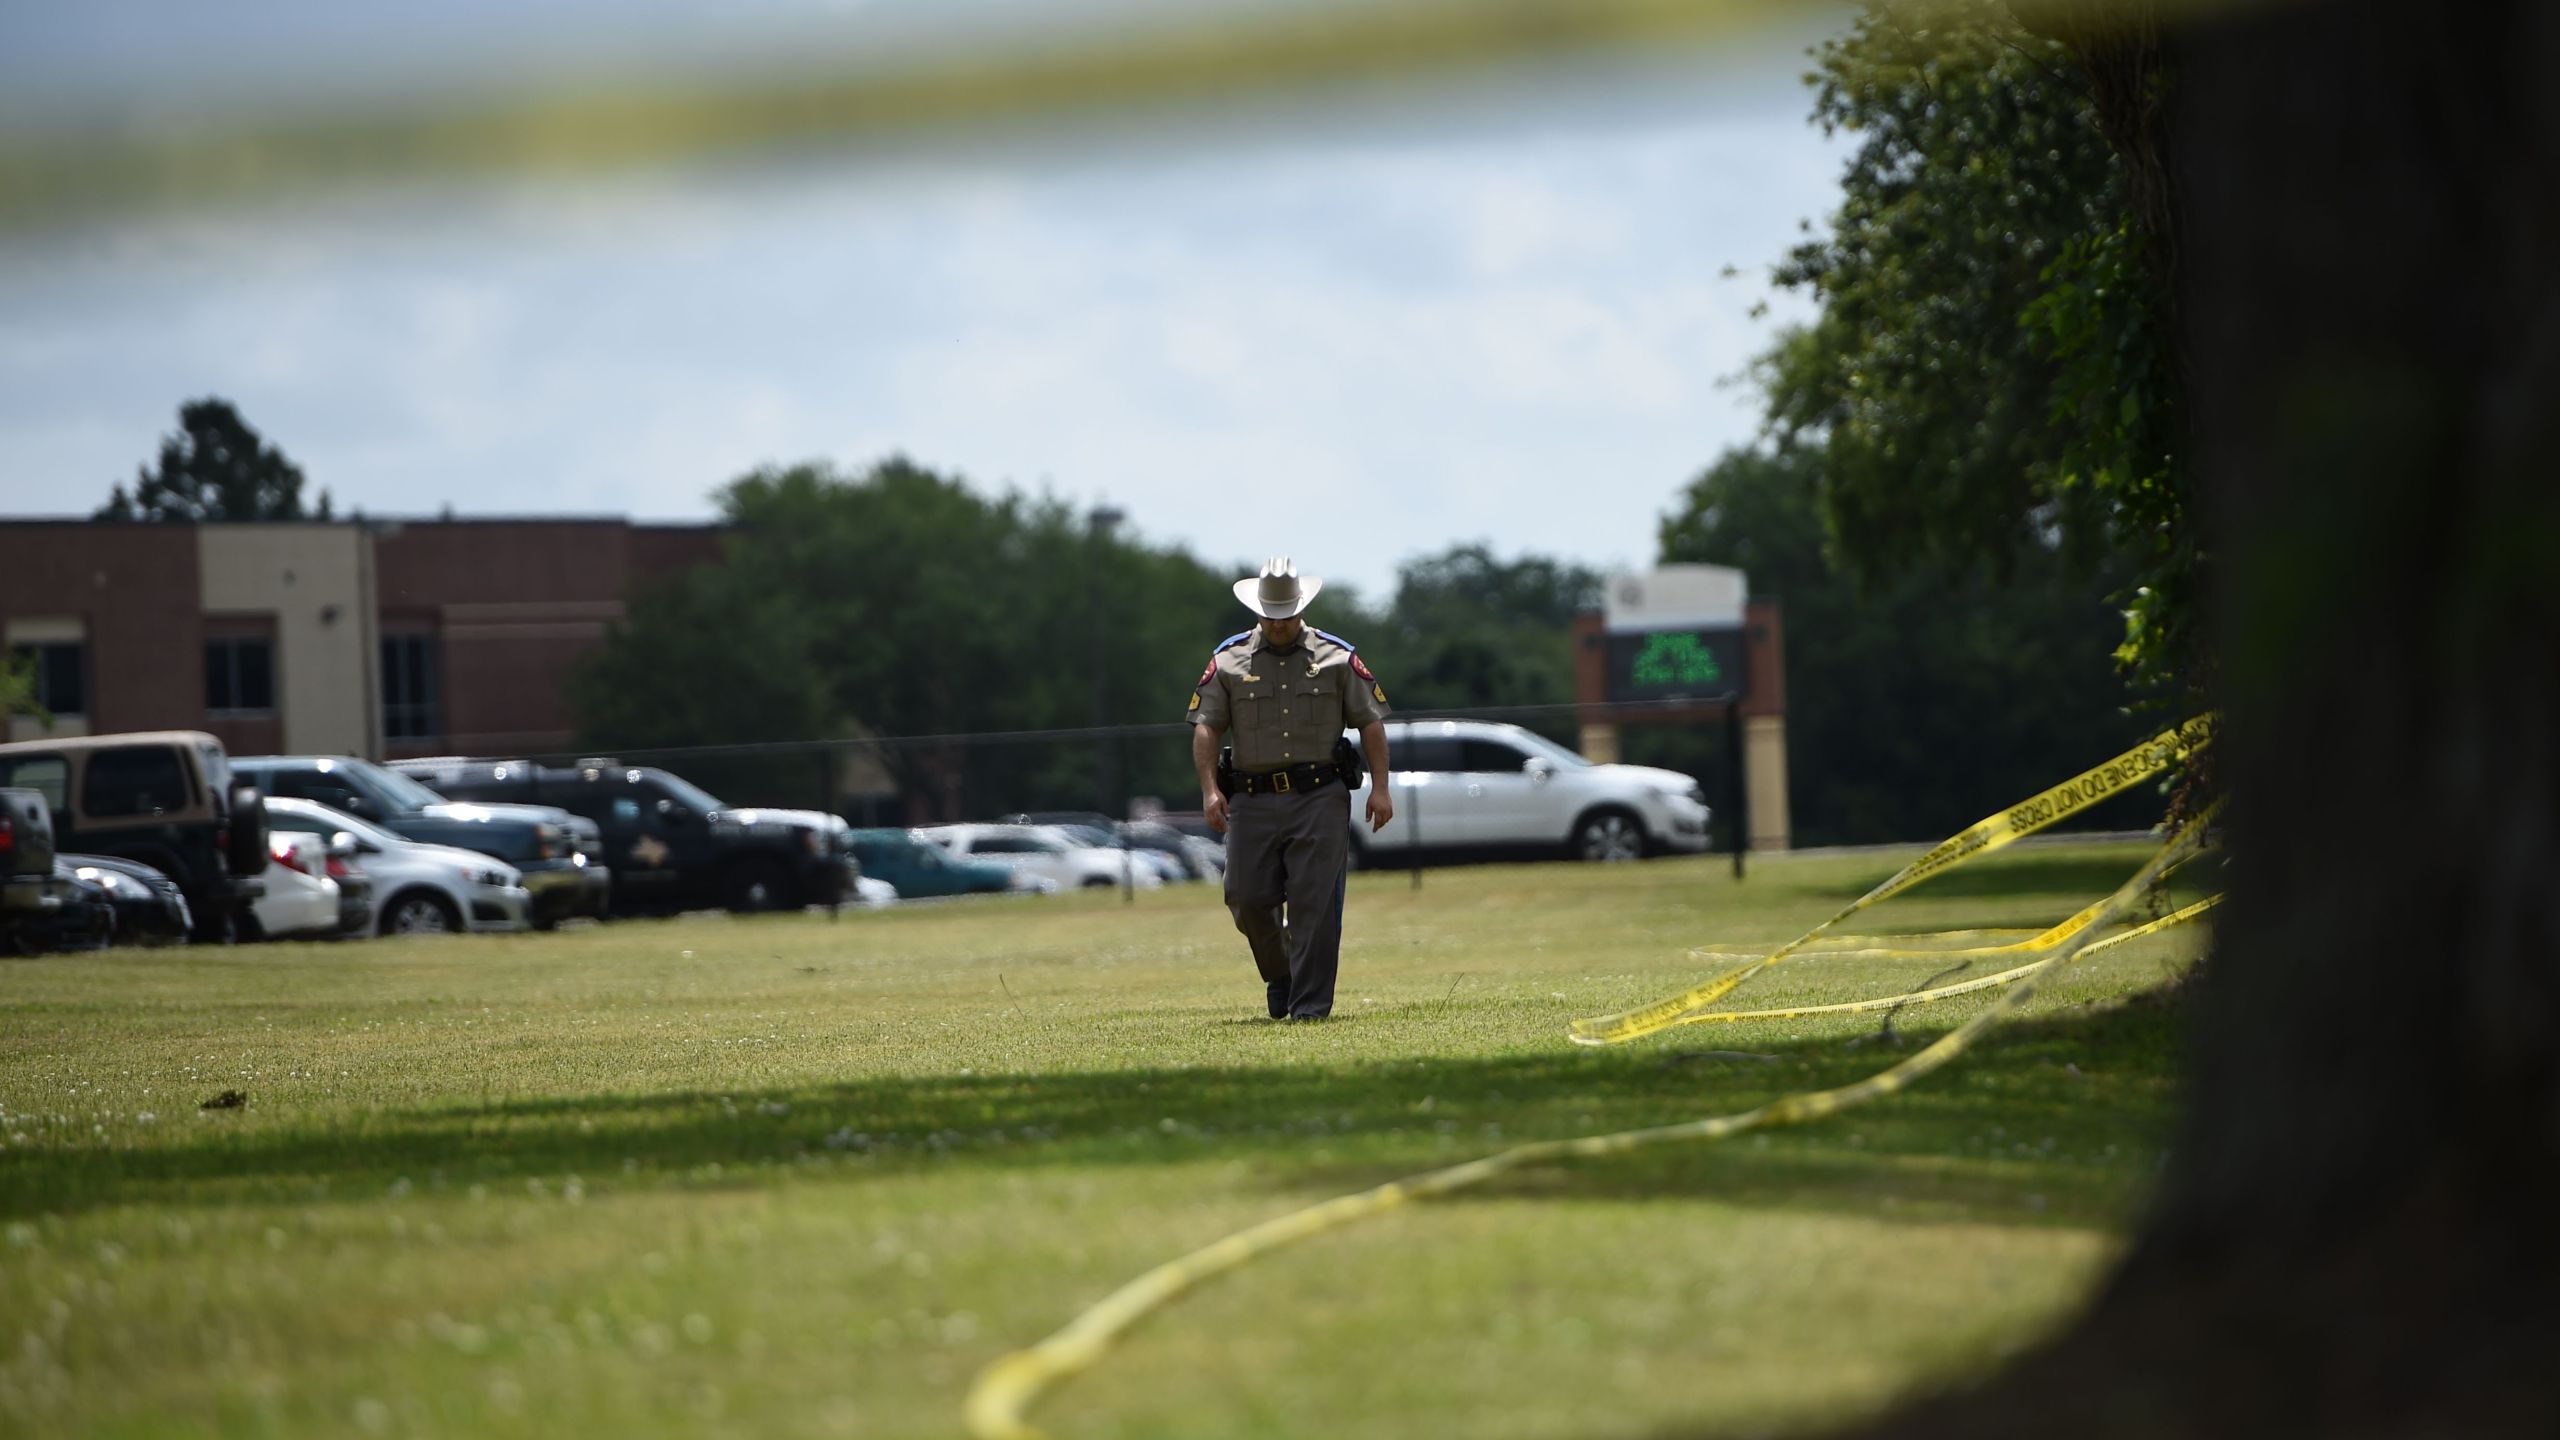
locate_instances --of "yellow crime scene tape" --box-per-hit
[1660,892,2221,1029]
[1567,714,2215,1045]
[964,761,2223,1438]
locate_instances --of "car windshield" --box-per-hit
[277,800,404,851]
[647,771,729,816]
[1055,824,1119,847]
[360,762,460,812]
[1508,729,1593,768]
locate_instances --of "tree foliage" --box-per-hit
[1659,444,2153,845]
[97,398,330,522]
[1365,543,1601,727]
[568,459,1245,817]
[569,463,1628,818]
[1763,0,2188,702]
[0,652,42,729]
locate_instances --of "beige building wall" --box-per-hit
[197,526,374,756]
[1744,714,1792,851]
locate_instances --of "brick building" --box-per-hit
[1,519,724,760]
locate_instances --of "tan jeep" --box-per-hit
[0,731,268,942]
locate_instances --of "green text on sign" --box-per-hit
[1632,633,1725,686]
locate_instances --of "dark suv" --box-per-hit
[230,755,610,929]
[0,731,268,941]
[395,758,856,915]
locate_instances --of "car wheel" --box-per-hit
[725,860,803,914]
[1572,808,1646,863]
[384,890,461,936]
[1080,876,1116,889]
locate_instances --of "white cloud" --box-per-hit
[0,70,1844,593]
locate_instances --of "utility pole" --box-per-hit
[1086,505,1125,815]
[1087,505,1133,902]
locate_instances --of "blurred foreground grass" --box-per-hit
[0,840,2211,1439]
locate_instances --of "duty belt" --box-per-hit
[1233,760,1348,797]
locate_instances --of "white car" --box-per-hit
[262,796,533,936]
[252,833,344,939]
[918,824,1167,892]
[1357,719,1712,863]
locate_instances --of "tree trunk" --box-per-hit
[1840,1,2560,1433]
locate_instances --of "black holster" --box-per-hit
[1215,746,1239,800]
[1332,736,1367,788]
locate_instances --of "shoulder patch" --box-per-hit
[1201,631,1252,689]
[1350,654,1375,683]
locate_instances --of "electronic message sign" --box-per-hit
[1604,626,1744,703]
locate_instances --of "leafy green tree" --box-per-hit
[0,652,43,730]
[1658,445,2153,845]
[1366,543,1601,727]
[97,398,331,522]
[1761,0,2188,703]
[569,458,1243,818]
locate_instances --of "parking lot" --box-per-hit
[6,719,1726,958]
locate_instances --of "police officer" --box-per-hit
[1188,557,1394,1020]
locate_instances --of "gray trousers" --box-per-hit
[1223,782,1351,1018]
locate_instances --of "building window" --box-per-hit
[205,637,276,714]
[9,641,88,717]
[382,634,440,740]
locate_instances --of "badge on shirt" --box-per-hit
[1373,682,1387,704]
[1197,659,1215,687]
[1351,655,1375,682]
[1188,693,1202,712]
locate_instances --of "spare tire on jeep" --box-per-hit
[226,784,270,879]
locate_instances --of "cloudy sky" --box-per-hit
[0,1,1851,600]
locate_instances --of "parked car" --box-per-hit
[918,824,1166,892]
[845,828,1031,899]
[262,796,533,936]
[0,732,268,941]
[19,860,117,952]
[1122,819,1225,880]
[230,756,607,929]
[1358,719,1712,864]
[1052,823,1187,884]
[395,758,858,916]
[252,832,346,940]
[60,853,193,945]
[1000,812,1198,883]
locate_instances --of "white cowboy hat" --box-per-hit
[1233,556,1323,618]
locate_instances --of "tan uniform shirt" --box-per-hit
[1188,626,1391,771]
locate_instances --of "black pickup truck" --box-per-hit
[394,758,857,915]
[229,755,611,929]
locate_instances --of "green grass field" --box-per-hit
[1,841,2213,1439]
